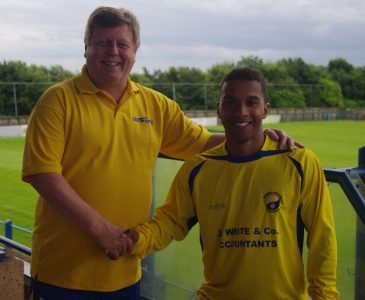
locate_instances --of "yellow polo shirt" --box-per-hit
[22,66,211,291]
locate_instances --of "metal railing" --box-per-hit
[0,235,31,256]
[324,147,365,300]
[0,219,32,240]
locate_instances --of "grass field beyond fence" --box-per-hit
[1,120,365,299]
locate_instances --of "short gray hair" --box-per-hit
[84,6,140,50]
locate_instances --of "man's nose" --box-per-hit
[108,41,119,54]
[235,103,249,115]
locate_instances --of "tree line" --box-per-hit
[1,56,364,116]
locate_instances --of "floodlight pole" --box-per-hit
[355,147,365,300]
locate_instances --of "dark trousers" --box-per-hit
[31,278,141,300]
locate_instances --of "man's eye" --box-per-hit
[248,98,259,106]
[97,41,109,47]
[118,43,129,49]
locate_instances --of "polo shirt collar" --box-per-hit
[75,65,140,96]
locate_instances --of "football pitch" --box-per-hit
[0,120,365,299]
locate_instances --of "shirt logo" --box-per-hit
[209,203,226,210]
[263,192,281,212]
[132,116,153,125]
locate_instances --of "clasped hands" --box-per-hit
[103,228,139,260]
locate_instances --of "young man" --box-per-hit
[22,6,296,299]
[129,67,339,299]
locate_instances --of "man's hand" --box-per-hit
[89,221,131,260]
[264,128,304,151]
[23,173,138,260]
[124,228,139,244]
[105,231,135,260]
[103,228,139,260]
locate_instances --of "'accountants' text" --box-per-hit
[220,239,277,248]
[218,226,278,249]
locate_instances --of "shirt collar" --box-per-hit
[75,65,140,96]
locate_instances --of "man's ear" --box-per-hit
[216,101,221,118]
[263,102,270,119]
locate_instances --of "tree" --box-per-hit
[236,56,264,69]
[261,63,306,108]
[140,66,208,109]
[318,78,343,107]
[269,88,306,108]
[0,60,74,115]
[328,58,365,105]
[168,66,207,109]
[206,62,235,83]
[0,61,31,115]
[277,58,328,107]
[279,58,319,84]
[206,62,235,108]
[349,67,365,100]
[328,58,354,73]
[1,57,364,115]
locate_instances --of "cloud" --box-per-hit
[0,0,364,73]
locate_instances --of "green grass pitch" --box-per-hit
[1,120,364,299]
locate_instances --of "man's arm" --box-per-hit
[201,133,225,152]
[128,162,195,258]
[202,129,302,152]
[24,172,131,259]
[299,151,339,299]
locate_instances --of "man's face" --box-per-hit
[218,79,268,147]
[84,24,136,90]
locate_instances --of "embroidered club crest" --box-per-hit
[264,192,281,212]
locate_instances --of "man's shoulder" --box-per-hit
[288,146,320,169]
[130,81,179,106]
[130,81,167,98]
[178,154,208,176]
[264,135,316,160]
[184,144,225,167]
[44,74,79,94]
[35,75,83,109]
[290,146,315,158]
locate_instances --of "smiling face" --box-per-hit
[84,24,136,92]
[218,79,269,156]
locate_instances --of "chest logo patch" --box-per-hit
[264,192,281,212]
[132,116,153,125]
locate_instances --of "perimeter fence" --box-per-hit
[1,81,360,117]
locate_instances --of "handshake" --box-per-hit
[104,228,140,260]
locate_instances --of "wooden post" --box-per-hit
[0,249,24,300]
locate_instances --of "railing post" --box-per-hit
[203,84,207,112]
[13,83,18,117]
[4,220,13,240]
[140,175,157,299]
[172,83,176,101]
[355,146,365,300]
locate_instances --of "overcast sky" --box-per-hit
[1,0,364,74]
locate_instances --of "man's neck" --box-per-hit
[86,68,128,104]
[102,85,127,104]
[225,134,265,157]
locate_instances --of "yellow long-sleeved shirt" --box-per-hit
[134,136,339,300]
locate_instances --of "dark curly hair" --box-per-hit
[219,67,267,99]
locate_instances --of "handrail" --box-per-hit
[0,235,32,256]
[324,167,365,225]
